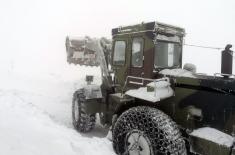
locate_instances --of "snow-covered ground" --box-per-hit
[0,66,115,155]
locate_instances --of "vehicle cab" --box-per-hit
[111,21,185,88]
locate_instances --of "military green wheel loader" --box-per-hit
[65,21,235,155]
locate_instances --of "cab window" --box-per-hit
[131,38,144,67]
[154,41,181,68]
[113,41,126,65]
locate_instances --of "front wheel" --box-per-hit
[112,106,187,155]
[72,89,96,132]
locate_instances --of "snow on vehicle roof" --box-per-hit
[190,127,234,147]
[159,69,196,78]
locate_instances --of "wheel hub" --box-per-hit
[125,130,152,155]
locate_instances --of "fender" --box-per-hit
[77,84,102,114]
[83,84,102,99]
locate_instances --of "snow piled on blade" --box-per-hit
[190,127,234,147]
[0,67,115,155]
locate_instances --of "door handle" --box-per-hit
[141,72,144,77]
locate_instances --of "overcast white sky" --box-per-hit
[0,0,234,75]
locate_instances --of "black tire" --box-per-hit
[72,89,96,132]
[113,106,187,155]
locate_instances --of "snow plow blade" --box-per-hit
[65,36,111,66]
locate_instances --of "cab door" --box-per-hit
[128,36,154,86]
[112,37,129,88]
[129,37,144,78]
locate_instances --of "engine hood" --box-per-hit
[159,69,235,95]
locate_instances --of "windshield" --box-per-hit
[154,41,182,68]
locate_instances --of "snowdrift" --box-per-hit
[0,68,115,155]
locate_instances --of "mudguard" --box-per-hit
[83,84,102,99]
[78,85,102,114]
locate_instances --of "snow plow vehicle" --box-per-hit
[66,21,235,155]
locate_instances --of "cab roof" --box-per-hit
[112,21,185,37]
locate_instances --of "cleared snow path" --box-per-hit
[0,66,115,155]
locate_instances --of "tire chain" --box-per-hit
[73,89,96,132]
[113,106,187,155]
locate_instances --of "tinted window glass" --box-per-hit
[132,38,144,67]
[113,41,126,65]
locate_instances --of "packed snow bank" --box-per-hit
[0,67,115,155]
[190,127,234,147]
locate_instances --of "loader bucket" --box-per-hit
[65,36,100,66]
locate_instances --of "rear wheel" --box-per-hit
[72,89,96,132]
[113,106,187,155]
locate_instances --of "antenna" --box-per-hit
[184,43,234,58]
[184,43,223,50]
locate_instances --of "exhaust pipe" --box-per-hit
[221,44,233,78]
